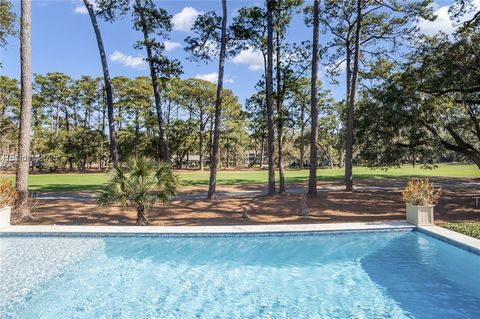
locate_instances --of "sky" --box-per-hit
[0,0,469,106]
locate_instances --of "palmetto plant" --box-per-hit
[97,157,180,225]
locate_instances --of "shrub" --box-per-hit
[0,178,18,207]
[402,178,441,205]
[443,223,480,239]
[97,157,180,225]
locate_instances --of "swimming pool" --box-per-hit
[0,230,479,318]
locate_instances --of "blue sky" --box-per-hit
[0,0,465,106]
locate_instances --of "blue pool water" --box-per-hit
[0,231,479,319]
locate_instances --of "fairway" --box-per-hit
[2,164,476,192]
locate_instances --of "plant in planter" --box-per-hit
[0,178,18,228]
[402,179,441,225]
[97,157,180,225]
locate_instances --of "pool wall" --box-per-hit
[1,221,479,255]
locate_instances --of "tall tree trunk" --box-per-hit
[299,103,305,168]
[199,117,204,171]
[207,0,227,199]
[345,0,362,192]
[338,147,344,168]
[15,0,33,219]
[345,42,352,107]
[266,0,276,194]
[259,136,265,168]
[134,111,140,158]
[209,115,214,162]
[275,16,286,194]
[49,104,54,132]
[308,0,320,196]
[134,0,169,161]
[55,103,59,135]
[84,0,119,164]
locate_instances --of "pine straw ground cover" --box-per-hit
[15,179,480,232]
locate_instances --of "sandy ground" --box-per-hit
[15,178,479,226]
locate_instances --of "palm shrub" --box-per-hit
[97,157,180,225]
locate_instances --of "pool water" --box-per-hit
[0,231,479,318]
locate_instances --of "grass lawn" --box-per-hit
[1,164,478,192]
[442,223,480,239]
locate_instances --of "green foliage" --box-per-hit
[231,6,266,53]
[132,0,182,80]
[443,222,480,239]
[185,8,241,62]
[167,119,197,168]
[0,0,16,48]
[94,0,131,21]
[450,0,480,32]
[21,164,479,193]
[356,32,480,169]
[97,157,180,225]
[0,76,19,156]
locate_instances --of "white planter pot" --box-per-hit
[406,203,434,225]
[0,206,12,228]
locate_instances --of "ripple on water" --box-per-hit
[0,231,478,319]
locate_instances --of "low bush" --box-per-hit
[443,223,480,239]
[0,178,18,207]
[402,178,441,205]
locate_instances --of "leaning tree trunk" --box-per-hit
[136,205,149,225]
[84,0,119,164]
[266,0,276,194]
[345,0,362,192]
[134,0,169,161]
[207,0,227,199]
[15,0,33,219]
[308,0,320,196]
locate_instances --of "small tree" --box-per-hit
[97,157,180,225]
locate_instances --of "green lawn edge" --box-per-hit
[1,164,478,193]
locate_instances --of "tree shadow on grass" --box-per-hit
[29,184,104,193]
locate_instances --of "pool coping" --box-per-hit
[0,221,414,236]
[416,225,480,255]
[1,222,479,255]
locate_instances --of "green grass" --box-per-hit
[1,164,477,193]
[178,164,479,186]
[443,223,480,239]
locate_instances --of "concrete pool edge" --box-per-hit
[1,221,479,254]
[417,225,480,255]
[0,221,414,236]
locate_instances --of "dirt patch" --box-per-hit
[16,178,480,226]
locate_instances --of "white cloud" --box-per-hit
[417,0,480,36]
[194,72,234,84]
[73,6,88,15]
[172,7,202,32]
[417,6,454,36]
[231,48,264,71]
[164,40,182,51]
[109,51,146,69]
[192,39,219,57]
